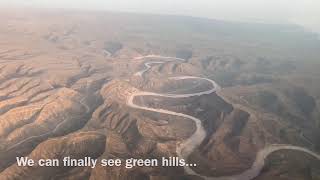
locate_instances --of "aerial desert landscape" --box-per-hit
[0,8,319,180]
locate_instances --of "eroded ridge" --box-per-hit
[128,55,320,180]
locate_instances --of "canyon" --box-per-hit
[0,8,319,180]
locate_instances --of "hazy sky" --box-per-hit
[2,0,320,33]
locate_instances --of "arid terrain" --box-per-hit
[0,8,319,180]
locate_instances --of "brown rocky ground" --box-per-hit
[0,8,319,180]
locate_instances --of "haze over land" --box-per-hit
[0,5,319,180]
[2,0,320,34]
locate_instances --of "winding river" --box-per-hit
[128,55,320,180]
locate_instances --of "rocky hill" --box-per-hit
[0,8,319,180]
